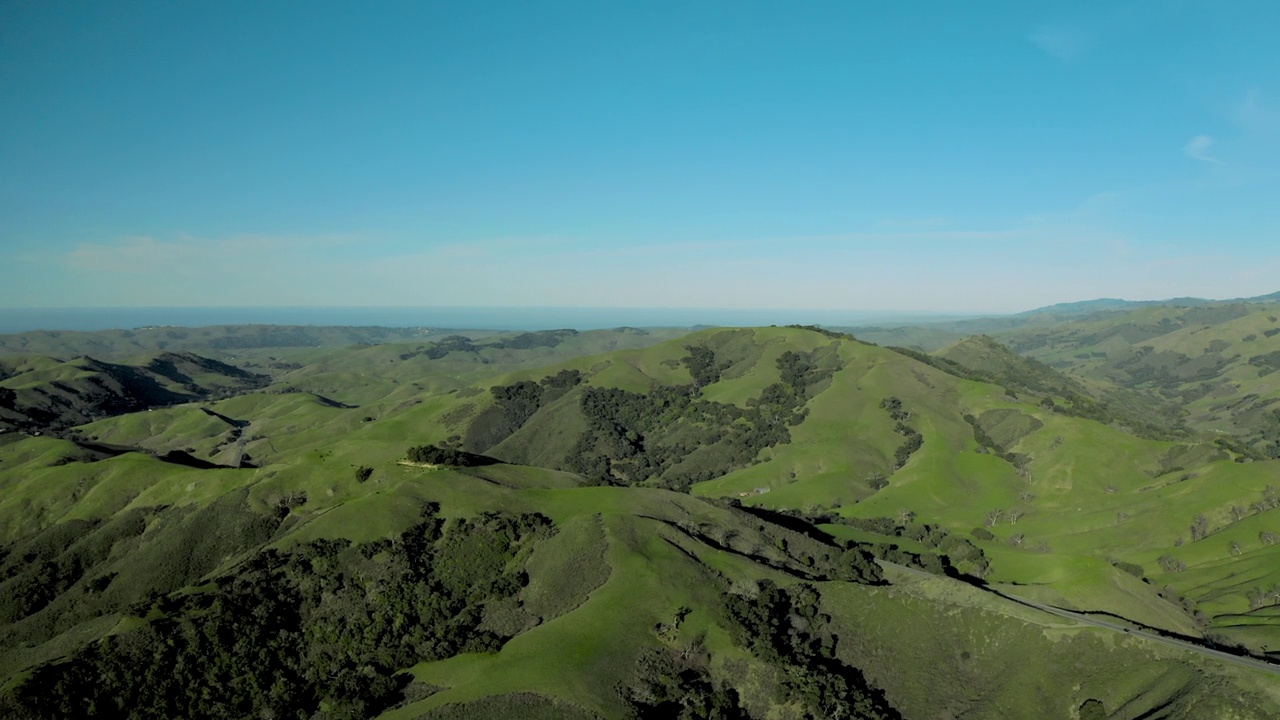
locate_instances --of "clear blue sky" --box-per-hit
[2,1,1278,312]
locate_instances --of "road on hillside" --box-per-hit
[877,560,1280,677]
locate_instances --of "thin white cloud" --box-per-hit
[1029,25,1093,61]
[1183,134,1222,164]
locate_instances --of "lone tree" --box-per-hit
[984,509,1004,527]
[1190,514,1209,541]
[355,466,373,483]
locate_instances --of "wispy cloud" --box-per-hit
[1183,134,1222,164]
[1029,24,1093,61]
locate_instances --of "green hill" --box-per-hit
[0,352,268,432]
[0,324,463,360]
[999,305,1280,456]
[849,301,1280,457]
[1,324,1279,718]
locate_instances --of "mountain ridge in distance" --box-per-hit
[1019,290,1280,317]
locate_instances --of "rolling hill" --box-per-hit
[999,304,1280,457]
[0,323,1278,718]
[0,352,269,432]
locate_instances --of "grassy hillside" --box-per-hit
[2,437,1273,719]
[850,302,1280,455]
[0,352,269,432]
[0,324,474,360]
[675,330,1280,647]
[996,305,1280,457]
[2,323,1279,717]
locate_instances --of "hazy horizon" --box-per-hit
[3,287,1278,334]
[0,305,985,335]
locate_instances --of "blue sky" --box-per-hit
[2,1,1278,313]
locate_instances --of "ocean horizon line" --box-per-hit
[0,306,988,334]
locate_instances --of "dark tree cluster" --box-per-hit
[1248,350,1280,376]
[825,515,992,580]
[405,335,481,361]
[9,507,553,720]
[1112,560,1144,579]
[540,368,582,389]
[960,413,1031,471]
[406,444,491,467]
[0,492,283,657]
[1213,432,1270,462]
[1253,409,1280,460]
[567,384,758,488]
[783,324,855,340]
[722,582,900,720]
[880,398,924,470]
[775,350,836,394]
[891,423,923,469]
[682,504,884,585]
[682,345,731,388]
[1189,513,1210,541]
[488,329,578,350]
[400,331,580,362]
[568,372,811,490]
[625,647,750,720]
[464,371,584,451]
[879,396,909,422]
[0,517,138,627]
[963,413,1001,454]
[465,351,838,490]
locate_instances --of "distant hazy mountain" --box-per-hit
[1021,291,1280,317]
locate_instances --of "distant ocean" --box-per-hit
[0,307,963,334]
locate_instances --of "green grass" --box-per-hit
[677,330,1280,646]
[387,514,726,719]
[6,322,1280,717]
[693,342,906,505]
[823,570,1280,719]
[519,514,610,623]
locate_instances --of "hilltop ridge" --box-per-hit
[1021,290,1280,317]
[0,321,1278,718]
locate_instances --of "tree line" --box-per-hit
[7,507,553,719]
